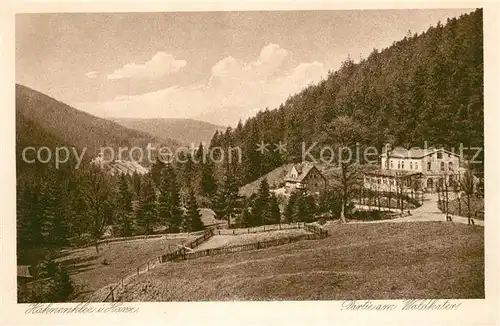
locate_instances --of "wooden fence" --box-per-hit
[96,230,205,246]
[100,229,214,302]
[185,232,326,260]
[100,223,328,302]
[215,222,306,235]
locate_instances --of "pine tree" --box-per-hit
[81,166,113,251]
[158,164,183,232]
[200,160,217,199]
[284,190,299,223]
[131,171,142,197]
[138,175,157,234]
[240,207,253,228]
[183,188,205,232]
[117,174,134,236]
[267,193,281,225]
[150,159,165,188]
[17,180,43,249]
[41,175,70,246]
[213,161,243,226]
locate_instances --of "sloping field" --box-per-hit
[118,222,484,301]
[195,229,309,251]
[56,237,194,301]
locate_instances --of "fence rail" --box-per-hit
[99,223,328,302]
[215,222,306,235]
[97,230,205,246]
[185,232,326,260]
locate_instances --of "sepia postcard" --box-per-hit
[1,1,499,325]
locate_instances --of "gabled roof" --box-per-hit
[383,146,460,159]
[284,163,323,183]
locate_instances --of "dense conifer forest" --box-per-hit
[209,9,483,185]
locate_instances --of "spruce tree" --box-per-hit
[138,174,157,234]
[131,171,142,197]
[251,178,271,226]
[117,174,134,236]
[150,159,166,188]
[267,193,282,225]
[183,188,205,232]
[284,190,299,223]
[200,160,217,199]
[158,164,183,232]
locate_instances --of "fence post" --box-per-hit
[121,278,124,289]
[137,267,139,276]
[110,286,114,302]
[147,262,150,271]
[233,229,235,235]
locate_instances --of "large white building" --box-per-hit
[363,145,462,193]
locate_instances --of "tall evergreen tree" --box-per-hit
[137,174,157,234]
[117,173,134,236]
[150,159,165,188]
[158,164,183,232]
[267,193,282,225]
[213,161,243,226]
[182,188,205,232]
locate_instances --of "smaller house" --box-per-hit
[284,163,327,195]
[17,265,33,287]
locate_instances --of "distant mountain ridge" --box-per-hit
[112,117,226,146]
[16,84,180,158]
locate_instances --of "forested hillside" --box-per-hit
[210,9,483,185]
[112,117,225,146]
[16,84,180,157]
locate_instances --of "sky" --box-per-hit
[16,9,474,127]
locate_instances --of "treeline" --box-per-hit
[209,9,483,186]
[16,156,212,261]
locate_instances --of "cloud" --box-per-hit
[210,43,288,85]
[85,71,98,79]
[75,44,327,126]
[108,52,187,80]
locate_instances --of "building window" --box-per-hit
[440,162,445,171]
[390,161,393,169]
[397,161,400,169]
[437,151,443,159]
[427,162,432,171]
[415,162,419,170]
[410,162,413,170]
[401,161,404,169]
[448,162,453,171]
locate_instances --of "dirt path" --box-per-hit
[353,193,483,226]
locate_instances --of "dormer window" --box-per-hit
[437,151,443,159]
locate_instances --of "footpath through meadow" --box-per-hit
[353,192,483,226]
